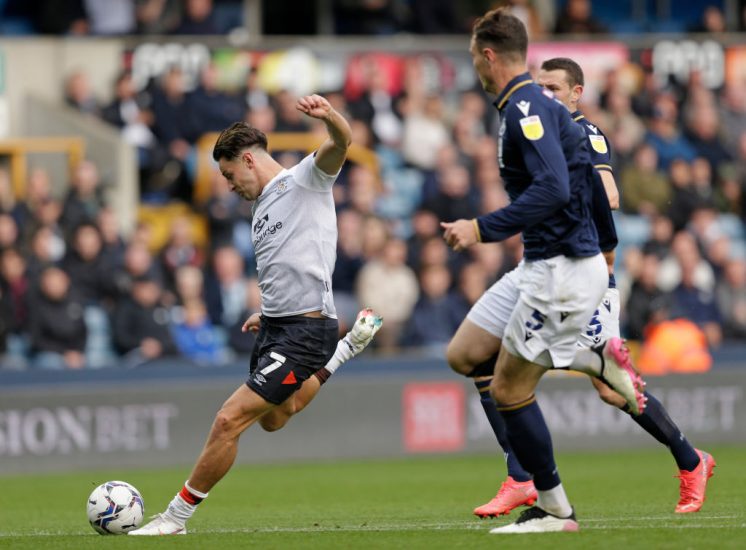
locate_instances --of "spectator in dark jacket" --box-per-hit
[62,223,115,305]
[422,164,478,223]
[172,0,218,34]
[29,267,87,369]
[150,66,195,200]
[625,253,669,340]
[205,246,246,327]
[112,241,165,299]
[187,63,245,137]
[0,248,30,337]
[554,0,607,34]
[112,276,177,366]
[60,161,106,236]
[404,264,464,349]
[159,216,205,293]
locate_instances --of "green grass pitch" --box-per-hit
[2,446,745,549]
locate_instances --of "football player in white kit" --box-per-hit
[130,95,382,536]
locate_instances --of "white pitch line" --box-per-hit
[1,517,743,538]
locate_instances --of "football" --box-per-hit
[86,481,144,535]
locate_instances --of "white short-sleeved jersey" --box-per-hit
[251,153,338,318]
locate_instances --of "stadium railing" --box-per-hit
[24,94,138,235]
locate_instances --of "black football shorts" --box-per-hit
[246,314,339,405]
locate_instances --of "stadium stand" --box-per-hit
[0,0,744,372]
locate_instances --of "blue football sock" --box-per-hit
[625,392,700,472]
[498,396,560,491]
[474,380,531,482]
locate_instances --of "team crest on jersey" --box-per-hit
[276,178,288,195]
[519,115,544,140]
[588,134,608,154]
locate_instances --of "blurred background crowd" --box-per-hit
[0,0,744,372]
[3,0,746,36]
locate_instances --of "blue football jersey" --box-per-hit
[475,73,600,260]
[572,110,618,253]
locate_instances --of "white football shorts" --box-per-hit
[467,254,607,368]
[576,286,621,349]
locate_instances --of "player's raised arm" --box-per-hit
[296,94,352,176]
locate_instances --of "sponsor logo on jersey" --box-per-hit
[253,219,284,247]
[519,115,544,141]
[516,100,531,117]
[254,214,269,233]
[588,134,608,154]
[586,123,599,134]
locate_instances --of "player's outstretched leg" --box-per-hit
[130,385,275,535]
[472,378,536,518]
[313,308,382,385]
[571,337,647,415]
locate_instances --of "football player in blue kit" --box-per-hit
[441,8,646,534]
[464,55,715,523]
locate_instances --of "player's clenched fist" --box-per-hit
[296,94,333,120]
[441,219,480,251]
[241,312,262,333]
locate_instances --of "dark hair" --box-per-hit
[472,8,528,62]
[212,122,268,162]
[540,57,585,87]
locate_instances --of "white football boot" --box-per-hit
[128,513,186,536]
[489,506,579,534]
[599,337,647,415]
[345,308,383,354]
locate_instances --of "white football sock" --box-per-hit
[323,337,357,375]
[568,347,604,377]
[165,495,193,526]
[536,483,573,518]
[165,482,208,525]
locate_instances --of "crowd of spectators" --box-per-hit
[2,1,745,37]
[0,3,745,371]
[0,0,242,36]
[2,43,746,371]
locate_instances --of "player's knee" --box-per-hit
[213,410,241,437]
[489,378,509,405]
[490,376,529,406]
[445,342,472,376]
